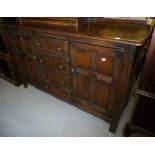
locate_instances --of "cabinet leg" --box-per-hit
[23,83,28,88]
[122,121,132,137]
[109,123,117,133]
[109,116,120,133]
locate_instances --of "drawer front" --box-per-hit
[41,69,71,89]
[44,84,72,101]
[36,36,69,57]
[73,42,115,77]
[39,54,70,73]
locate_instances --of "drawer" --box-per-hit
[41,69,71,89]
[73,43,116,77]
[35,36,69,57]
[39,54,70,74]
[44,83,72,102]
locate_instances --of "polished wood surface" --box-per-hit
[0,18,153,133]
[17,17,88,27]
[1,18,152,46]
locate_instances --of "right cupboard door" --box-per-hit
[71,42,123,120]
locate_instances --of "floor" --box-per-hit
[0,78,134,136]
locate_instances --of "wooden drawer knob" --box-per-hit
[59,65,64,69]
[64,40,68,44]
[66,57,69,62]
[39,59,44,63]
[36,42,40,47]
[71,68,75,73]
[57,47,62,52]
[45,86,49,89]
[32,56,36,60]
[101,58,106,62]
[63,93,67,97]
[42,73,46,77]
[61,80,65,84]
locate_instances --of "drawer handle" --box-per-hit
[71,68,75,73]
[42,73,46,77]
[36,42,40,47]
[101,58,106,62]
[61,80,65,84]
[66,58,69,62]
[57,47,62,52]
[63,93,67,97]
[59,65,64,69]
[39,59,44,63]
[64,40,68,44]
[45,86,49,89]
[32,56,36,60]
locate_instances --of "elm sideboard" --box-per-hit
[0,18,153,133]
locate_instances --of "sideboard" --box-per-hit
[0,18,153,133]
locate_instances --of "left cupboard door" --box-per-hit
[16,51,39,80]
[10,31,40,80]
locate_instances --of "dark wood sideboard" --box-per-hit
[0,18,153,133]
[123,27,155,136]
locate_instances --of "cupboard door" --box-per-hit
[16,51,39,79]
[71,42,122,118]
[10,31,39,80]
[12,32,35,53]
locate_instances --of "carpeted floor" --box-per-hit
[0,78,134,136]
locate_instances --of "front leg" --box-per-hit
[23,82,28,88]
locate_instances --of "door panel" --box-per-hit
[76,49,92,70]
[95,80,111,109]
[96,52,114,76]
[77,74,91,101]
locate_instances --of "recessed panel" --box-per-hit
[76,48,91,70]
[77,74,91,101]
[96,53,114,76]
[95,80,111,109]
[13,33,34,52]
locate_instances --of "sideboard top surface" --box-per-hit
[0,18,153,46]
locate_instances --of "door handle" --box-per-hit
[71,68,75,73]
